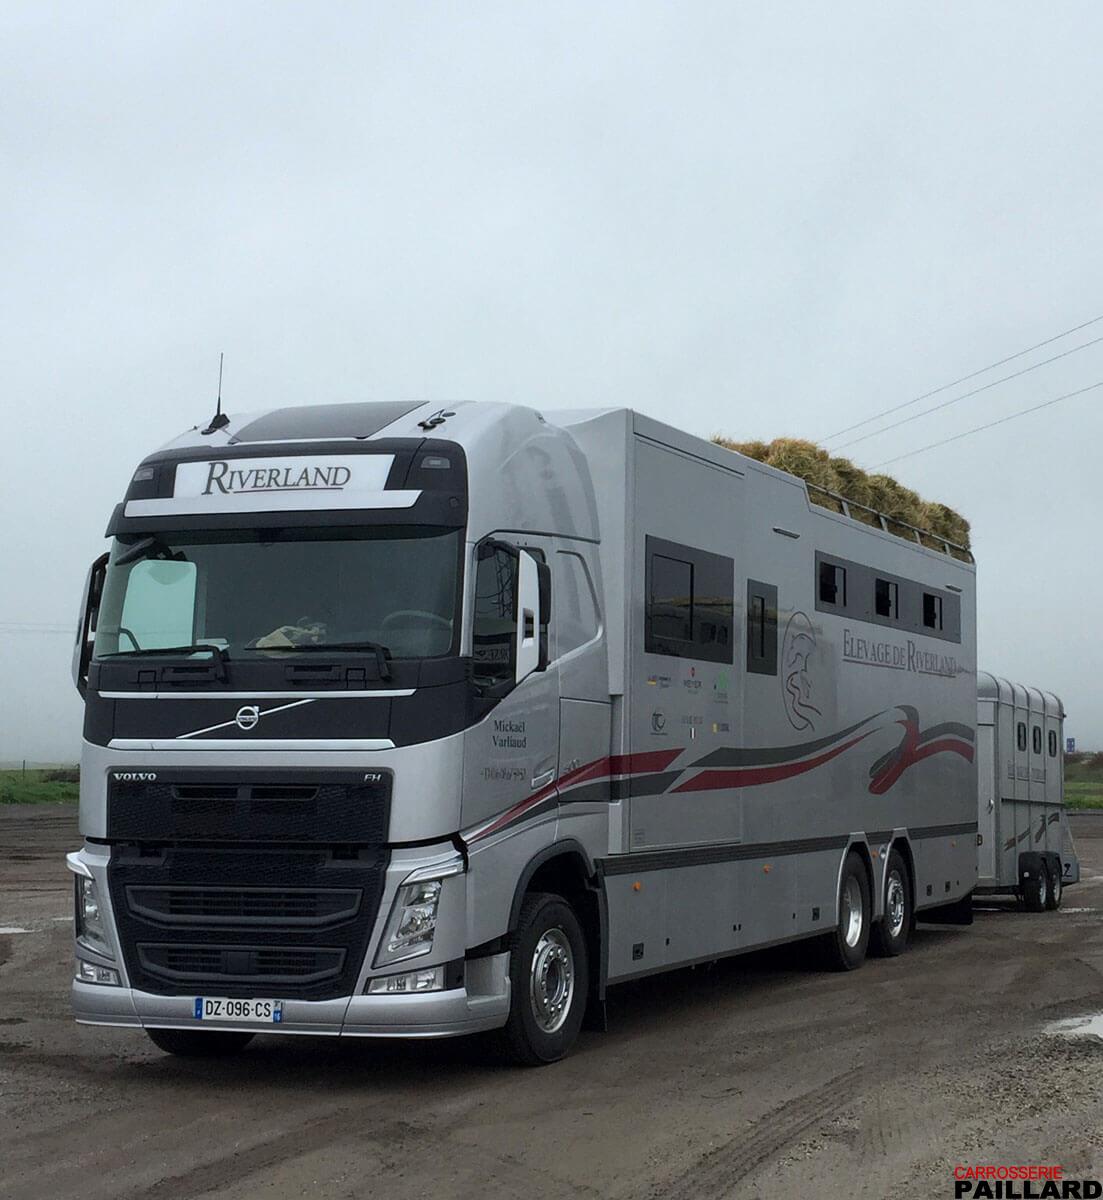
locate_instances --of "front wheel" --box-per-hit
[822,851,871,971]
[146,1028,255,1057]
[497,892,588,1066]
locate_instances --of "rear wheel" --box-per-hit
[146,1028,255,1057]
[822,851,871,971]
[870,849,912,958]
[497,892,588,1066]
[1021,860,1048,913]
[1045,857,1063,911]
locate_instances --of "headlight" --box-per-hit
[74,876,113,958]
[376,878,442,965]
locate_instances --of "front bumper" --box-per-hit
[72,950,511,1039]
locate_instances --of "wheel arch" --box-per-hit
[509,840,608,1009]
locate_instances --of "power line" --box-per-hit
[831,332,1103,453]
[823,312,1103,443]
[870,380,1103,469]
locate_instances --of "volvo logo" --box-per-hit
[111,772,157,782]
[235,705,261,731]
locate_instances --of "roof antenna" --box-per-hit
[201,352,230,435]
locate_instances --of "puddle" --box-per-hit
[1045,1014,1103,1040]
[0,927,30,935]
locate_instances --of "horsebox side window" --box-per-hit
[1032,726,1042,755]
[922,592,943,630]
[746,579,778,676]
[874,578,899,620]
[645,536,734,664]
[1048,730,1058,758]
[1017,722,1027,752]
[818,561,846,607]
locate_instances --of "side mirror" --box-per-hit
[515,550,541,683]
[72,553,108,697]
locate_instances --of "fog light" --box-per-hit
[76,959,120,986]
[366,965,445,994]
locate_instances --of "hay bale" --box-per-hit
[712,434,971,551]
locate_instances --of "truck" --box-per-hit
[975,672,1079,910]
[68,400,980,1064]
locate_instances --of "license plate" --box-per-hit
[193,997,283,1023]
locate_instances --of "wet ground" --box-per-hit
[1,805,1101,1199]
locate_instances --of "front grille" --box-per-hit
[109,843,387,1000]
[126,885,361,927]
[138,943,346,985]
[106,769,391,844]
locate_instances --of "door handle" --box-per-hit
[531,770,556,790]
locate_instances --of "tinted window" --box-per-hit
[645,536,733,664]
[1048,730,1058,758]
[746,579,778,676]
[472,542,517,688]
[923,592,943,630]
[819,561,847,606]
[1032,726,1042,755]
[874,578,899,619]
[1017,722,1027,752]
[556,550,600,657]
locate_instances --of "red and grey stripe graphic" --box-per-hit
[464,708,975,843]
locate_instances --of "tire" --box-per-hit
[822,851,872,971]
[1021,858,1048,913]
[869,849,912,958]
[496,892,589,1066]
[146,1028,256,1057]
[1045,856,1063,911]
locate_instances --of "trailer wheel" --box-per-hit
[145,1028,255,1057]
[822,851,871,971]
[1045,856,1063,911]
[497,891,588,1066]
[1020,856,1048,913]
[870,849,912,958]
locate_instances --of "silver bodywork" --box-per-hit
[71,400,980,1038]
[975,671,1079,890]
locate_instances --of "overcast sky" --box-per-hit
[2,2,1101,761]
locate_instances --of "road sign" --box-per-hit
[1067,737,1076,754]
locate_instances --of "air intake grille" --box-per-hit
[138,943,346,985]
[126,885,361,927]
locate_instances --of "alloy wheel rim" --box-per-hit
[886,872,906,939]
[843,876,864,948]
[530,927,574,1034]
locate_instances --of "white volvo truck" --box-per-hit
[69,401,981,1063]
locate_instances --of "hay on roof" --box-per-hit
[711,435,970,551]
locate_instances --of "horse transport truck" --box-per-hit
[69,400,987,1063]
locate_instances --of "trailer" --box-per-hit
[68,401,979,1063]
[975,671,1079,909]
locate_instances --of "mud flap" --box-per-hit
[916,890,973,926]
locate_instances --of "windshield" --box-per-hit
[93,527,462,660]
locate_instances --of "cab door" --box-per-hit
[460,536,559,836]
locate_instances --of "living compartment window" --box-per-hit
[645,536,734,664]
[746,580,778,676]
[874,578,899,620]
[814,552,962,644]
[93,526,463,660]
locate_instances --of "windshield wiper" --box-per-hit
[265,640,392,681]
[99,643,230,680]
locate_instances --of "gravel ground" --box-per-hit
[1,806,1101,1199]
